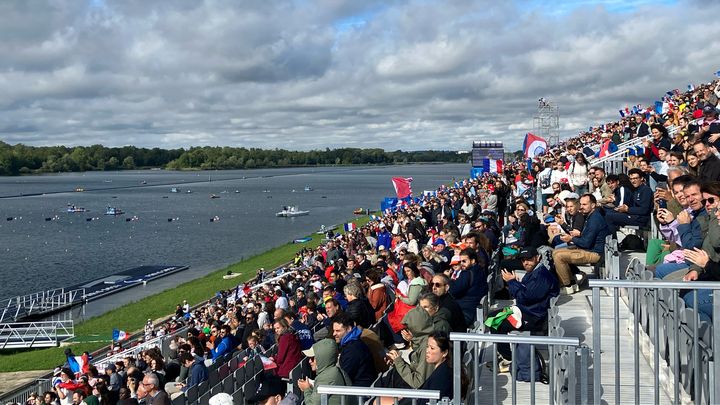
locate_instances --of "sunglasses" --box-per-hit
[703,197,716,205]
[432,282,446,287]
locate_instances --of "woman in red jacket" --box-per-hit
[272,318,302,378]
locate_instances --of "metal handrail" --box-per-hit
[317,386,441,404]
[449,332,579,346]
[589,279,720,290]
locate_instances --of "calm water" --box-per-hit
[0,165,469,304]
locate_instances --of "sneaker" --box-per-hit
[561,285,578,295]
[498,359,511,374]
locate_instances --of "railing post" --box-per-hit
[592,287,601,404]
[453,340,461,405]
[713,290,720,404]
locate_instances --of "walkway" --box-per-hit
[474,288,672,404]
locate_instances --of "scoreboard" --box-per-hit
[471,141,504,167]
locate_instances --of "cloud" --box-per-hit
[0,0,717,152]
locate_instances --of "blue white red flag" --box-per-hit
[112,329,129,341]
[482,159,503,174]
[343,223,357,232]
[391,177,413,199]
[619,110,625,117]
[523,133,547,159]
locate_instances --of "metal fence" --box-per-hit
[449,332,583,405]
[317,386,444,405]
[0,319,74,349]
[589,275,720,405]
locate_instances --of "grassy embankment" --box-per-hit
[0,216,371,372]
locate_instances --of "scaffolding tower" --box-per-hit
[533,98,560,146]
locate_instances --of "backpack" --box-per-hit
[515,343,548,383]
[619,234,645,251]
[540,170,553,189]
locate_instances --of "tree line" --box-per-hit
[0,142,468,175]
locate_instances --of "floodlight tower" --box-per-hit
[533,98,560,146]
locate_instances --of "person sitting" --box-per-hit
[547,197,584,247]
[332,313,377,386]
[272,319,302,379]
[431,273,467,332]
[166,352,208,400]
[552,194,608,293]
[384,307,435,389]
[246,372,300,404]
[486,247,559,369]
[653,179,707,279]
[417,292,450,334]
[365,268,389,321]
[344,283,375,329]
[449,248,488,326]
[604,168,653,235]
[298,339,350,405]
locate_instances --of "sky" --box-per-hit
[0,0,717,152]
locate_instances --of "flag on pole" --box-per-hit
[343,222,357,232]
[112,329,129,341]
[391,177,413,199]
[522,133,548,159]
[619,110,625,117]
[482,159,503,174]
[654,101,663,114]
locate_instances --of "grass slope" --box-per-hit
[0,216,370,372]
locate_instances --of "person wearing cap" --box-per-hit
[431,238,452,270]
[376,223,392,252]
[489,247,559,364]
[245,372,299,405]
[700,105,720,149]
[298,339,350,405]
[105,363,122,394]
[553,194,609,293]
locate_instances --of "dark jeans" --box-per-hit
[487,308,545,360]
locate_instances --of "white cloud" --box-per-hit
[0,0,717,152]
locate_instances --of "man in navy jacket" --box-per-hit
[604,168,654,235]
[488,247,559,361]
[552,194,609,292]
[449,248,488,325]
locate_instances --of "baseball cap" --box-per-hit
[246,374,286,404]
[703,105,718,115]
[302,347,315,357]
[433,238,446,246]
[450,255,461,265]
[517,247,539,259]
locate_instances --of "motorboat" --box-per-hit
[353,208,365,215]
[276,206,309,217]
[171,187,180,193]
[210,194,220,199]
[67,205,87,213]
[75,187,84,192]
[105,207,124,215]
[304,186,314,192]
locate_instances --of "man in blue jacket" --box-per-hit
[206,325,236,364]
[168,352,208,399]
[449,248,488,325]
[552,194,609,293]
[489,247,559,362]
[332,313,377,387]
[604,168,654,235]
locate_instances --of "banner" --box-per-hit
[391,177,413,199]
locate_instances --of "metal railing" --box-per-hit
[0,288,85,323]
[317,386,443,405]
[589,277,720,405]
[0,320,74,349]
[449,332,583,405]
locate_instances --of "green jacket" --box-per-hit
[696,210,720,275]
[303,339,350,405]
[393,307,435,388]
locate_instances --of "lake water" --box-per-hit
[0,164,470,307]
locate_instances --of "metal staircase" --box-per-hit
[0,288,85,323]
[0,320,74,349]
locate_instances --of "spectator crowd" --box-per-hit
[16,77,720,405]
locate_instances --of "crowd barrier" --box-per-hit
[590,270,720,405]
[317,386,443,405]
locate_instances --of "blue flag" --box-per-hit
[654,101,663,114]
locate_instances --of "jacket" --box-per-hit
[677,208,706,251]
[338,327,377,387]
[276,331,302,378]
[398,277,427,306]
[346,298,375,329]
[209,335,235,361]
[360,328,389,373]
[393,307,435,389]
[302,339,350,405]
[571,209,609,254]
[399,361,453,405]
[695,213,720,275]
[184,357,208,391]
[367,283,389,321]
[626,183,653,220]
[448,263,488,324]
[438,293,467,332]
[698,154,720,182]
[507,263,559,320]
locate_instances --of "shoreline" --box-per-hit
[0,215,370,373]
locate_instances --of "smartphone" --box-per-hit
[658,199,667,209]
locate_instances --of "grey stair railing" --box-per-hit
[0,320,75,349]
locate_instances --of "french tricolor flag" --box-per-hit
[483,159,503,174]
[523,133,548,159]
[344,222,357,232]
[112,329,129,341]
